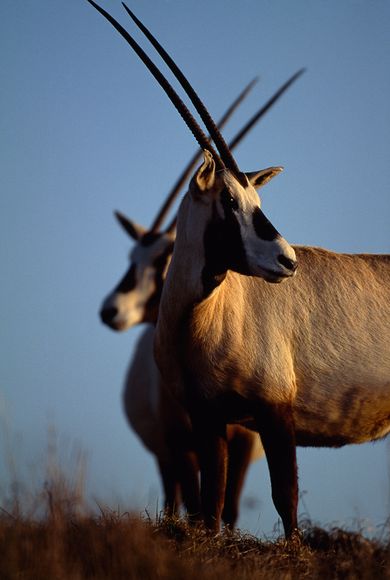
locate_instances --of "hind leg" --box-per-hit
[178,450,201,522]
[222,427,257,528]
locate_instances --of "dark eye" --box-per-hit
[220,188,240,215]
[229,196,239,211]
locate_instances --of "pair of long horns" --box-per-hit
[149,76,259,233]
[86,0,228,170]
[85,1,304,231]
[151,69,304,233]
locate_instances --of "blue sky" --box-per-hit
[1,0,389,536]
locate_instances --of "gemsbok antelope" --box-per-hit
[85,1,390,539]
[100,74,303,525]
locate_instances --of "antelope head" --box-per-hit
[87,1,298,296]
[100,210,175,331]
[184,151,296,289]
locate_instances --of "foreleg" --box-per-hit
[222,427,258,528]
[177,450,201,522]
[157,458,181,516]
[191,410,228,532]
[254,402,298,538]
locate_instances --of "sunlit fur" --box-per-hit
[100,214,263,524]
[159,248,390,441]
[155,152,390,535]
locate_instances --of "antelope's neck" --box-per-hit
[156,244,211,341]
[154,191,236,397]
[154,225,228,382]
[156,248,249,399]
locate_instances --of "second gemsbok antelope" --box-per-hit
[100,74,303,525]
[86,2,389,539]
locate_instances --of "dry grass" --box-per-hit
[1,482,390,580]
[1,431,389,579]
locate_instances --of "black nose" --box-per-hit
[277,254,298,272]
[100,307,118,325]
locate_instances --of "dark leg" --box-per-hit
[157,458,180,516]
[254,402,298,538]
[177,450,201,521]
[222,427,257,528]
[191,411,228,532]
[164,424,201,521]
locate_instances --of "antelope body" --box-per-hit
[101,218,263,524]
[155,155,390,537]
[85,1,390,540]
[99,69,305,522]
[158,240,390,447]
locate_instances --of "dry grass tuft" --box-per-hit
[1,440,389,580]
[1,485,390,580]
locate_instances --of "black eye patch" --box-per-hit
[252,207,279,241]
[153,242,174,273]
[229,196,239,211]
[115,264,137,293]
[220,188,239,215]
[144,241,174,321]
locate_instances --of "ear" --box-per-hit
[193,149,216,192]
[246,166,283,190]
[114,211,146,240]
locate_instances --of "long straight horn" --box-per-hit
[160,72,304,233]
[85,0,224,168]
[215,77,259,129]
[229,69,305,150]
[122,3,241,176]
[150,77,259,232]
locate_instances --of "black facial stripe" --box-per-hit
[154,242,174,271]
[202,194,250,297]
[220,189,250,274]
[202,205,228,296]
[144,241,174,323]
[115,264,137,293]
[220,187,236,216]
[252,207,279,241]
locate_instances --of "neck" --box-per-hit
[155,195,227,393]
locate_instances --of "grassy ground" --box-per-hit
[1,435,389,579]
[1,485,390,580]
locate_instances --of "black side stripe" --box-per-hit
[252,207,279,241]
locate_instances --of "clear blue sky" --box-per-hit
[1,0,389,536]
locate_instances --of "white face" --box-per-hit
[100,232,174,331]
[213,171,297,283]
